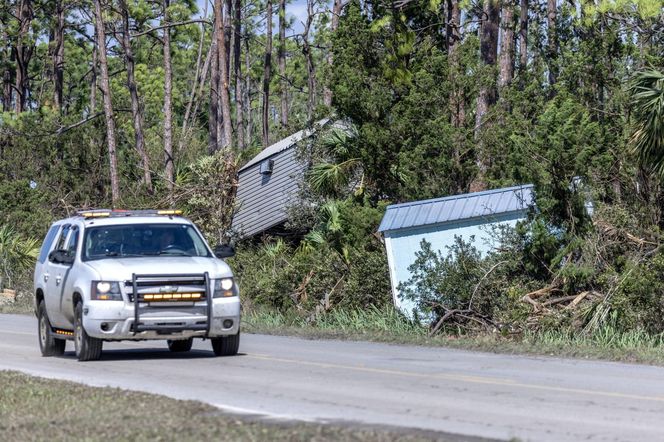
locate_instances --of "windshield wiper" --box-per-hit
[104,252,147,258]
[157,251,192,256]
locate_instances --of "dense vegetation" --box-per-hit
[1,0,664,341]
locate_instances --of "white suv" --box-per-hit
[34,209,240,361]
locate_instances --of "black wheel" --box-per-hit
[37,301,65,356]
[211,331,240,356]
[167,338,193,352]
[74,302,102,361]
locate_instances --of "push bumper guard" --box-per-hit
[131,272,212,335]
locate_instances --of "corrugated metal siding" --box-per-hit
[378,184,534,233]
[239,118,330,172]
[232,147,306,238]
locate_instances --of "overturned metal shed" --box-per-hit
[231,119,331,239]
[378,184,535,316]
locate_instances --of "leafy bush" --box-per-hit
[233,199,392,314]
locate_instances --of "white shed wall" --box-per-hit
[384,211,527,317]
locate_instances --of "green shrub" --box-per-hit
[0,225,39,289]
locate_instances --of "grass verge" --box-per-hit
[0,370,490,442]
[243,305,664,366]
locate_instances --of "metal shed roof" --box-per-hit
[377,184,535,233]
[239,118,331,173]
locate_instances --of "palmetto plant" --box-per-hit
[300,201,351,265]
[308,126,363,198]
[629,69,664,176]
[0,225,40,289]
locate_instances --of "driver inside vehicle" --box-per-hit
[158,229,176,251]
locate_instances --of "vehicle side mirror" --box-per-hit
[213,244,235,259]
[48,250,74,265]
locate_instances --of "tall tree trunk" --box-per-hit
[90,38,97,113]
[323,0,343,108]
[278,0,288,128]
[180,0,208,153]
[547,0,557,86]
[518,0,528,72]
[302,0,315,121]
[233,0,245,149]
[216,0,232,149]
[163,0,174,189]
[474,0,500,139]
[119,0,152,192]
[209,35,219,154]
[14,0,34,113]
[245,36,252,146]
[52,0,65,112]
[3,27,13,112]
[185,34,214,146]
[224,0,232,86]
[473,0,500,190]
[498,0,515,92]
[262,0,273,148]
[93,0,120,205]
[447,0,464,128]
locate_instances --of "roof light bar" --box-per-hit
[77,209,183,219]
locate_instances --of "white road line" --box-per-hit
[210,402,322,423]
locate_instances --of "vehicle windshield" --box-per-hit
[82,223,212,261]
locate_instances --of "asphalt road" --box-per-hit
[2,313,664,441]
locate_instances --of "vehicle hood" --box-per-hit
[84,256,233,281]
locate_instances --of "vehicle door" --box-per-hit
[44,224,71,328]
[34,224,61,300]
[59,225,80,327]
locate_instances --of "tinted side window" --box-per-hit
[38,225,60,264]
[65,227,79,257]
[53,224,71,252]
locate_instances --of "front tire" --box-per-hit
[167,338,193,352]
[37,301,65,356]
[211,331,240,356]
[74,302,102,361]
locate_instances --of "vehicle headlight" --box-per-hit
[91,281,123,301]
[213,278,238,298]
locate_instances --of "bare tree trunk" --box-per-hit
[93,0,120,204]
[245,36,252,146]
[163,0,174,189]
[234,0,245,149]
[262,0,273,148]
[15,0,34,113]
[224,0,232,86]
[119,0,152,192]
[323,0,343,108]
[53,0,65,112]
[547,0,557,86]
[180,0,208,153]
[518,0,528,71]
[474,0,499,139]
[278,0,288,128]
[473,0,500,190]
[498,0,515,92]
[447,0,464,128]
[3,27,13,112]
[209,34,219,153]
[90,39,97,112]
[216,0,232,149]
[186,34,214,145]
[301,0,316,121]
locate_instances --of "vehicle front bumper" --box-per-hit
[82,297,240,340]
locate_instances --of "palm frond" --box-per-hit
[629,69,664,176]
[308,159,361,196]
